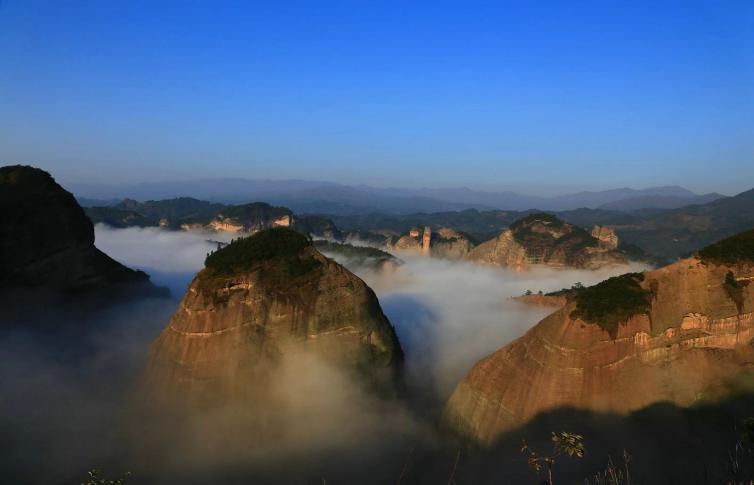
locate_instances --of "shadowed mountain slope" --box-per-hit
[0,165,164,297]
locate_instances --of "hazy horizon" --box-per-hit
[42,170,744,199]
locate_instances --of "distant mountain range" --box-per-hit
[596,192,724,211]
[71,178,725,215]
[326,186,754,262]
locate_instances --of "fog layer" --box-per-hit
[337,253,649,401]
[0,226,648,483]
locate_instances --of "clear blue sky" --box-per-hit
[1,0,752,195]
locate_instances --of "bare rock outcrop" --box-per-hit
[444,235,754,444]
[144,228,403,408]
[466,213,627,270]
[389,227,424,252]
[203,202,295,234]
[591,224,619,250]
[431,228,474,260]
[388,226,474,259]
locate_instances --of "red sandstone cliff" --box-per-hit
[444,250,754,444]
[144,229,403,408]
[466,213,627,270]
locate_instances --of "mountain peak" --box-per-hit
[0,164,164,295]
[145,228,403,409]
[203,227,314,277]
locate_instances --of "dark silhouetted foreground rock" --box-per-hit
[0,165,167,305]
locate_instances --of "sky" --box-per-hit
[0,0,752,194]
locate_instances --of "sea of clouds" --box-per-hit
[0,225,650,484]
[93,225,647,403]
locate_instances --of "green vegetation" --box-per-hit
[326,188,754,262]
[598,189,754,262]
[86,198,291,230]
[296,215,341,238]
[123,197,225,222]
[432,234,457,244]
[314,240,399,270]
[336,229,390,246]
[617,240,665,266]
[220,201,291,221]
[543,281,584,299]
[556,226,598,252]
[509,212,565,231]
[329,208,533,243]
[512,225,557,248]
[85,207,151,228]
[507,213,602,265]
[204,228,315,276]
[570,272,652,335]
[698,228,754,265]
[314,240,394,260]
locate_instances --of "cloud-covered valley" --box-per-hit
[0,226,649,484]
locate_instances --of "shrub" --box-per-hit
[571,273,652,335]
[509,213,599,263]
[313,240,394,260]
[204,228,313,276]
[723,270,749,314]
[556,227,599,253]
[698,229,754,265]
[219,202,290,221]
[509,212,563,231]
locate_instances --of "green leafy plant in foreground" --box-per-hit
[584,450,633,485]
[521,431,586,485]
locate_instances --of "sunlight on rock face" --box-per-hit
[96,225,650,400]
[96,225,650,404]
[85,227,652,475]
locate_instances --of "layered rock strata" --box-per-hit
[466,213,627,270]
[444,254,754,444]
[145,229,403,408]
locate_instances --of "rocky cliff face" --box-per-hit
[389,227,424,252]
[297,215,343,241]
[313,240,403,273]
[388,226,474,259]
[430,228,474,259]
[591,224,619,250]
[144,228,403,408]
[444,235,754,444]
[0,165,162,296]
[466,213,627,270]
[201,202,295,234]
